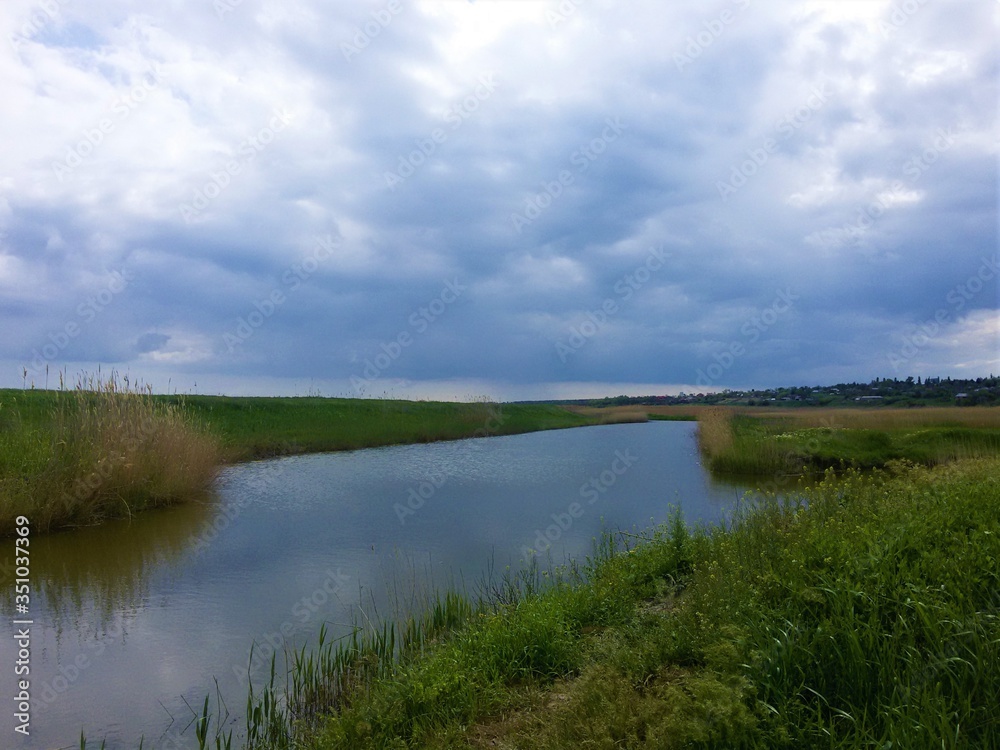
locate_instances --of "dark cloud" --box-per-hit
[0,0,995,397]
[135,332,170,354]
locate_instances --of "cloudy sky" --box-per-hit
[1,0,996,400]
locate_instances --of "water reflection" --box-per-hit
[0,496,215,636]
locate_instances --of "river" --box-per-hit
[0,420,756,748]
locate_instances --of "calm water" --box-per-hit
[1,421,754,749]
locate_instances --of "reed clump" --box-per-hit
[698,408,794,475]
[0,372,221,534]
[697,407,1000,476]
[696,407,735,456]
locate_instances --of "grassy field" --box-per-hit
[178,456,999,749]
[696,406,1000,476]
[167,395,605,460]
[0,383,604,535]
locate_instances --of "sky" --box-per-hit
[0,0,997,400]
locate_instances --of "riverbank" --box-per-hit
[696,406,1000,475]
[0,383,618,535]
[166,393,616,461]
[222,456,999,749]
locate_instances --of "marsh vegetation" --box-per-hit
[696,406,1000,476]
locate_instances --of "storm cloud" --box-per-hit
[1,0,996,398]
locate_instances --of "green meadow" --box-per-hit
[166,393,602,460]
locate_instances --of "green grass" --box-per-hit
[698,408,1000,476]
[182,457,999,749]
[159,395,598,460]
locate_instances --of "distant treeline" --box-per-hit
[533,375,1000,409]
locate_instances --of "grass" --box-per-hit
[165,396,599,461]
[561,405,654,424]
[0,373,221,534]
[565,404,705,422]
[188,456,999,749]
[697,406,1000,476]
[0,383,606,535]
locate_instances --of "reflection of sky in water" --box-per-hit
[0,421,754,749]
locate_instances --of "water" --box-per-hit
[0,421,754,749]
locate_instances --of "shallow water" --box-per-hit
[0,421,756,748]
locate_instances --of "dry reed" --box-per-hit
[0,371,222,534]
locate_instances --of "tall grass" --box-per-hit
[497,459,1000,748]
[0,372,221,534]
[749,405,1000,429]
[698,407,1000,476]
[697,407,795,475]
[168,541,627,749]
[561,405,651,424]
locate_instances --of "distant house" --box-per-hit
[956,393,969,399]
[855,395,884,402]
